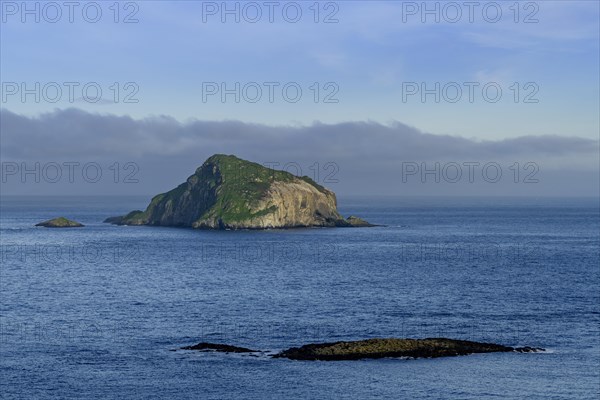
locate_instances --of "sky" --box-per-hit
[0,0,599,196]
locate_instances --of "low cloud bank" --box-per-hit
[1,108,598,197]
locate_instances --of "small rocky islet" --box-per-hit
[180,342,258,353]
[35,217,84,228]
[105,154,375,230]
[180,338,544,361]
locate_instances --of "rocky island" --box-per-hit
[35,217,84,228]
[105,154,373,230]
[180,338,543,360]
[273,338,543,361]
[180,342,258,353]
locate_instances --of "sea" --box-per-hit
[1,196,599,399]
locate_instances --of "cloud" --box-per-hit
[2,107,596,159]
[1,108,598,196]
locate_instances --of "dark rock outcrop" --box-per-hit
[344,216,375,227]
[35,217,84,228]
[181,342,257,353]
[105,154,373,230]
[273,338,544,361]
[177,338,543,360]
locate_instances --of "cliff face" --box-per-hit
[105,154,371,230]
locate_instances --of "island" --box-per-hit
[179,338,543,360]
[105,154,374,230]
[273,338,543,361]
[35,217,84,228]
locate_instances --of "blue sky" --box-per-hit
[2,0,598,140]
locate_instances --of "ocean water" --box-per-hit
[1,196,599,399]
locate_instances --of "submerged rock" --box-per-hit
[105,154,373,230]
[180,342,257,353]
[274,338,544,361]
[35,217,84,228]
